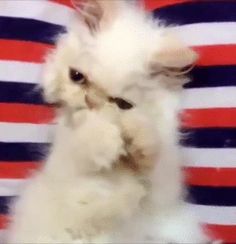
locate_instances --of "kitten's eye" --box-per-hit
[109,97,134,110]
[69,68,86,84]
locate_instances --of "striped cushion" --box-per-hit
[0,0,236,242]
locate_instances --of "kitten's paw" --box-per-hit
[75,111,125,170]
[121,110,159,170]
[91,122,126,170]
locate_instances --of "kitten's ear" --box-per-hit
[150,34,198,85]
[71,0,119,32]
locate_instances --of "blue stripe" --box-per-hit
[185,65,236,89]
[181,128,236,148]
[0,17,65,44]
[0,196,14,215]
[153,1,236,25]
[0,81,44,104]
[0,142,49,162]
[2,186,236,214]
[188,186,236,206]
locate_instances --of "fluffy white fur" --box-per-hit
[7,1,212,243]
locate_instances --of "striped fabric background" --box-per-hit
[0,0,236,242]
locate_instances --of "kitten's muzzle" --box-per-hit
[85,94,97,109]
[84,86,107,109]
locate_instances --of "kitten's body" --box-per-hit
[7,1,211,243]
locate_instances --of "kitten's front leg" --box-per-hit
[72,110,126,171]
[120,110,159,172]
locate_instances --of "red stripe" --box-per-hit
[182,108,236,128]
[194,45,236,66]
[52,0,193,11]
[0,220,235,243]
[51,0,193,11]
[6,163,236,186]
[5,105,235,129]
[0,103,55,124]
[0,40,53,63]
[185,167,236,187]
[0,215,8,229]
[0,216,235,243]
[50,0,73,8]
[0,162,41,179]
[206,224,236,243]
[144,0,192,11]
[0,202,234,243]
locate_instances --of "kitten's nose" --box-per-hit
[85,94,96,109]
[85,93,105,109]
[85,85,107,109]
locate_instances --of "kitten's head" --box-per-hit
[42,0,197,114]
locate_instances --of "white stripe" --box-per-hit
[171,22,236,46]
[2,180,236,225]
[188,204,236,225]
[1,182,236,226]
[0,61,42,84]
[0,0,75,27]
[182,148,236,168]
[0,179,27,196]
[181,87,236,109]
[0,123,54,143]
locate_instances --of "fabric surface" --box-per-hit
[0,0,236,242]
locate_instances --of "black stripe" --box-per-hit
[1,66,236,106]
[153,1,236,25]
[0,196,14,215]
[2,187,236,214]
[181,128,236,148]
[0,142,49,161]
[0,17,65,44]
[188,186,236,206]
[0,81,44,105]
[185,65,236,89]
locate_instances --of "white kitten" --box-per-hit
[7,0,212,243]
